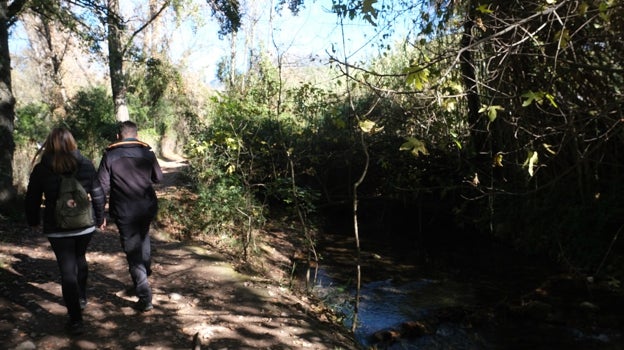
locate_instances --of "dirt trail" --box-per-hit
[0,160,358,350]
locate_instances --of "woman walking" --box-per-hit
[24,127,105,335]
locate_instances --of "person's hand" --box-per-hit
[99,218,107,231]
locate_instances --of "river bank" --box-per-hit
[301,228,624,350]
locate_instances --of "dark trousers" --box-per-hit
[116,215,153,303]
[48,233,93,323]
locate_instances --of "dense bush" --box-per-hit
[65,86,117,161]
[13,103,54,191]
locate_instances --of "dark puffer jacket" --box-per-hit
[97,139,163,220]
[24,150,106,233]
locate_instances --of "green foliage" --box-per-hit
[13,0,617,276]
[363,38,470,154]
[266,177,320,217]
[183,64,351,247]
[210,0,242,36]
[173,132,262,238]
[521,90,557,108]
[478,105,505,122]
[404,63,430,91]
[65,86,117,161]
[400,137,428,157]
[12,88,117,189]
[184,92,263,239]
[13,103,54,191]
[332,0,380,26]
[14,103,52,145]
[126,56,197,157]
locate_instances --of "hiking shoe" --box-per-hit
[135,298,153,312]
[65,320,84,336]
[79,298,87,310]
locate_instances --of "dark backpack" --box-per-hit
[55,174,94,229]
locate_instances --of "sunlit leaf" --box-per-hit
[492,152,503,167]
[598,2,610,22]
[490,106,503,122]
[542,143,556,155]
[405,65,430,90]
[522,90,557,107]
[578,2,589,16]
[479,105,505,122]
[607,277,620,289]
[400,137,429,157]
[359,119,377,133]
[556,28,570,49]
[475,17,486,31]
[522,91,539,106]
[523,151,539,177]
[544,93,558,108]
[225,137,238,150]
[450,131,462,150]
[476,4,493,14]
[471,172,480,186]
[443,100,457,112]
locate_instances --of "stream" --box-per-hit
[295,230,623,349]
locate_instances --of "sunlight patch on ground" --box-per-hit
[37,300,66,316]
[183,322,229,341]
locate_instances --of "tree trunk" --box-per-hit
[460,2,485,158]
[41,19,68,117]
[147,0,163,57]
[22,12,69,118]
[0,0,16,208]
[107,0,129,122]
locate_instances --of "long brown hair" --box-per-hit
[34,128,79,174]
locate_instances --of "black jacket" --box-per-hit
[24,150,106,233]
[97,139,163,220]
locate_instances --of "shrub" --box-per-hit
[65,86,117,161]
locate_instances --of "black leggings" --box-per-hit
[48,233,93,322]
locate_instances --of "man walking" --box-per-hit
[98,121,163,312]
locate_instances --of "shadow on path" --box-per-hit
[0,217,357,350]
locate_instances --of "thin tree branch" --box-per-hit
[121,0,170,57]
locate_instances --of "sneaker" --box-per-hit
[79,298,87,310]
[65,320,84,335]
[135,298,153,312]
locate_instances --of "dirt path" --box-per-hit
[0,160,358,350]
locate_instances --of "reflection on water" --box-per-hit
[312,271,488,349]
[304,231,487,348]
[304,231,622,350]
[356,279,474,339]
